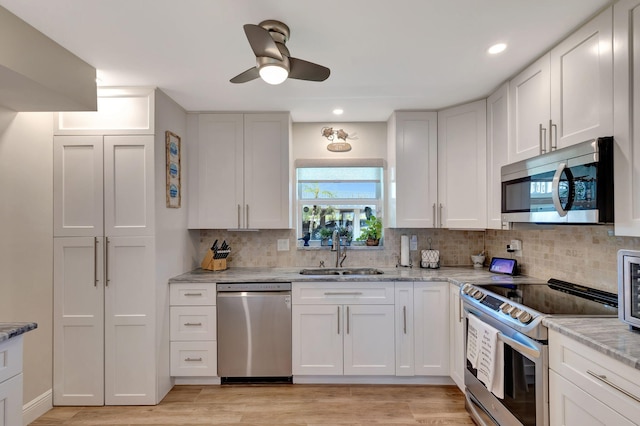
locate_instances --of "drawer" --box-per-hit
[292,282,394,305]
[0,336,23,384]
[170,283,216,306]
[170,341,217,377]
[170,306,216,341]
[549,329,640,419]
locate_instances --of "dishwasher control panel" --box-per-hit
[217,282,292,292]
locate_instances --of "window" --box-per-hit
[296,164,384,246]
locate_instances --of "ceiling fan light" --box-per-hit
[259,64,289,85]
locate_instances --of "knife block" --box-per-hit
[200,249,228,271]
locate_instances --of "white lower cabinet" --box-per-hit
[394,282,450,377]
[0,337,23,426]
[53,236,156,406]
[550,371,635,426]
[549,329,640,425]
[413,282,450,375]
[169,283,217,377]
[292,282,395,376]
[449,283,464,391]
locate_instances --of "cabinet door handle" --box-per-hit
[184,322,202,326]
[337,306,340,334]
[550,120,558,151]
[432,203,436,228]
[246,204,250,228]
[324,292,363,296]
[94,237,98,287]
[403,306,407,334]
[347,306,350,334]
[439,203,443,228]
[105,237,110,287]
[539,123,547,154]
[185,357,203,362]
[184,292,203,297]
[237,204,241,228]
[586,370,640,404]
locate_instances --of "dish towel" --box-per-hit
[467,313,505,399]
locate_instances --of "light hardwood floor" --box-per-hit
[31,384,474,425]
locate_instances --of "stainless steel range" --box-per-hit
[461,279,617,426]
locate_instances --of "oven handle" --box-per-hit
[498,332,541,360]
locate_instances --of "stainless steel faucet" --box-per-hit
[331,230,347,267]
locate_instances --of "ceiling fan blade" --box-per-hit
[230,67,260,83]
[288,57,330,81]
[243,24,283,61]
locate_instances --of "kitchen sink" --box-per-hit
[299,268,384,276]
[299,269,341,275]
[341,268,384,275]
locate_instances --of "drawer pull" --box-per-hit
[185,357,203,362]
[324,292,363,296]
[587,370,640,404]
[184,292,203,296]
[184,322,203,326]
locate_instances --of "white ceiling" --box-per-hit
[0,0,613,122]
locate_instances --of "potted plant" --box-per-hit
[356,215,382,246]
[318,228,333,246]
[337,226,353,246]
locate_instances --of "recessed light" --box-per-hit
[488,43,507,55]
[333,108,344,115]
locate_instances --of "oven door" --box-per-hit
[463,303,549,426]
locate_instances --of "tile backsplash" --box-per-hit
[199,225,640,294]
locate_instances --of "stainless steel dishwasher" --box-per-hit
[216,282,292,383]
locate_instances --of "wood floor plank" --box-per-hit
[32,385,473,425]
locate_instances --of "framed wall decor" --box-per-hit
[165,131,181,208]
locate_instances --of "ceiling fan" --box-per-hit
[230,20,330,85]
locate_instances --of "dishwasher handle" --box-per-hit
[217,291,291,298]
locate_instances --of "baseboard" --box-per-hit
[174,377,221,385]
[22,388,52,426]
[292,375,455,385]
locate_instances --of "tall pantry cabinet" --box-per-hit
[614,0,640,236]
[52,88,160,405]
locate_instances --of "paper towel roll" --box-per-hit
[400,235,410,266]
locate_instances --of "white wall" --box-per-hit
[0,109,54,404]
[292,122,387,160]
[152,89,197,400]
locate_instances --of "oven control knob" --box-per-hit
[518,311,533,324]
[500,302,512,314]
[473,290,485,300]
[461,284,472,294]
[510,307,522,318]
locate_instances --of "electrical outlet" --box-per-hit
[510,239,523,257]
[277,239,289,251]
[410,235,418,251]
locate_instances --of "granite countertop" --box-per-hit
[0,322,37,343]
[543,317,640,371]
[169,266,546,286]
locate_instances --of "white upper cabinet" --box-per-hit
[509,7,612,162]
[53,136,104,237]
[614,0,640,236]
[487,83,510,230]
[438,100,487,229]
[54,135,154,237]
[54,87,155,135]
[188,113,291,229]
[509,55,552,163]
[550,7,613,149]
[387,111,438,228]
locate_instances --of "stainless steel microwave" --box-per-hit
[618,249,640,331]
[501,137,614,224]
